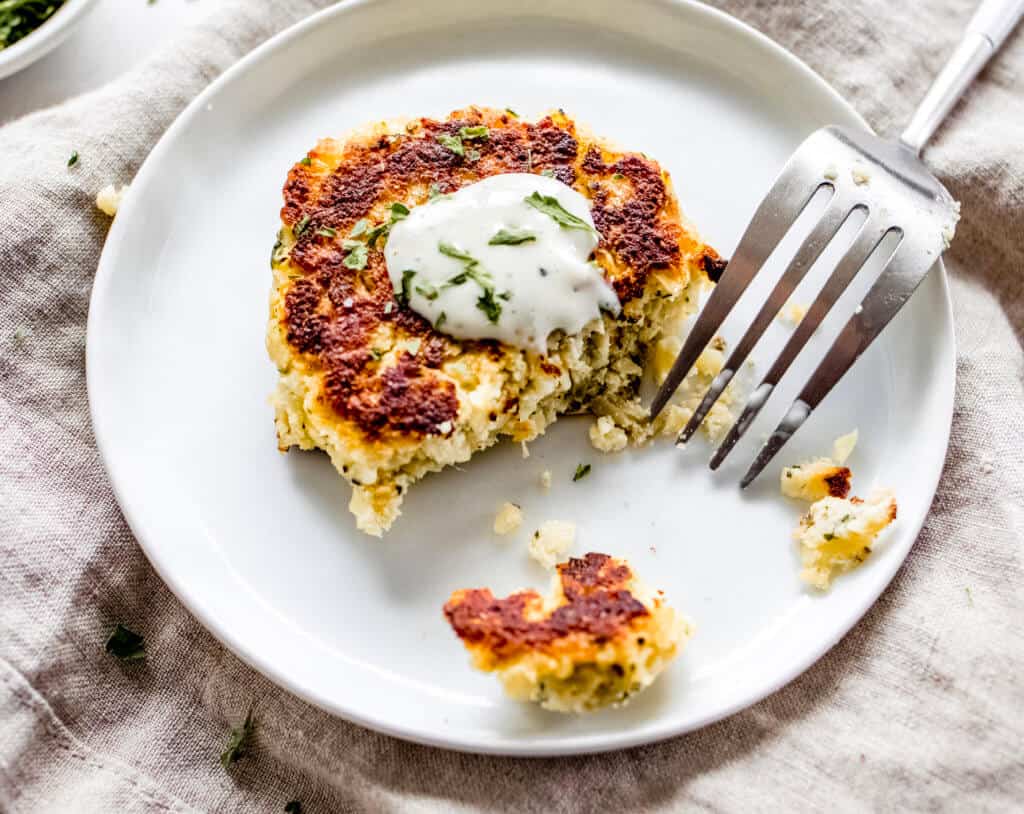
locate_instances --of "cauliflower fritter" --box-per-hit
[443,552,692,713]
[267,107,719,536]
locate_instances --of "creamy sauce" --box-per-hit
[385,173,619,353]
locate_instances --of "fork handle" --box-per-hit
[900,0,1024,154]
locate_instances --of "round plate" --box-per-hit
[0,0,98,80]
[87,0,954,755]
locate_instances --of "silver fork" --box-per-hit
[650,0,1024,487]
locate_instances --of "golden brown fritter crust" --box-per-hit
[443,553,650,661]
[273,107,709,442]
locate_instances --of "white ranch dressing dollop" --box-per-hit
[385,173,620,353]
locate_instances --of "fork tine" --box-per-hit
[710,219,892,469]
[676,198,859,445]
[739,238,940,489]
[649,171,830,420]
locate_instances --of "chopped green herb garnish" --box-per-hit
[438,241,478,264]
[436,133,464,156]
[489,227,537,246]
[476,288,502,324]
[349,218,370,238]
[505,108,518,117]
[465,148,481,163]
[497,291,512,301]
[390,202,410,220]
[270,233,290,267]
[399,270,416,305]
[370,348,383,360]
[299,156,311,166]
[343,243,368,270]
[220,709,255,769]
[611,172,625,180]
[67,151,79,168]
[458,125,489,140]
[316,227,337,238]
[823,532,835,541]
[428,184,446,201]
[416,280,440,300]
[105,624,145,661]
[572,463,592,482]
[524,191,596,235]
[285,802,303,814]
[840,514,851,523]
[292,215,310,237]
[539,169,556,178]
[435,312,447,330]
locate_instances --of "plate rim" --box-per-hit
[86,0,956,756]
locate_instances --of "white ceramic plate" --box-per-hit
[87,0,954,756]
[0,0,97,80]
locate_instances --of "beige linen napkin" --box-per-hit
[1,1,1021,811]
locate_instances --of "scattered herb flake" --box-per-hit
[466,148,481,163]
[438,241,478,265]
[540,169,555,178]
[524,191,596,235]
[316,227,337,239]
[572,463,592,482]
[435,312,447,330]
[390,202,410,220]
[67,151,79,168]
[292,215,310,237]
[220,709,255,769]
[823,532,835,541]
[370,348,383,360]
[458,125,489,140]
[489,227,537,246]
[416,280,440,300]
[476,288,502,324]
[505,108,518,117]
[399,270,416,306]
[428,183,445,201]
[349,218,370,238]
[299,156,311,166]
[611,172,625,180]
[343,243,368,270]
[105,624,145,661]
[436,133,464,156]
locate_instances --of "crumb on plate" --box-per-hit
[494,502,523,535]
[529,520,575,569]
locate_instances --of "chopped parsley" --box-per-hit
[0,0,65,50]
[840,514,851,524]
[465,148,481,163]
[572,463,591,482]
[489,227,536,246]
[823,532,835,541]
[299,156,311,166]
[349,218,370,238]
[370,348,383,360]
[398,270,417,306]
[415,280,440,300]
[292,215,310,237]
[316,226,337,238]
[105,624,145,661]
[476,288,501,324]
[67,151,79,168]
[436,133,464,156]
[539,169,556,178]
[524,191,597,235]
[270,233,290,267]
[505,108,518,117]
[438,241,479,264]
[437,242,503,322]
[428,183,446,201]
[220,709,255,769]
[458,125,489,140]
[611,172,625,180]
[435,312,447,330]
[390,202,410,221]
[342,242,368,270]
[364,202,412,248]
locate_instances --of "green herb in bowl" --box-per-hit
[0,0,66,51]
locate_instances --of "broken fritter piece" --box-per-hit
[794,491,898,590]
[443,552,693,712]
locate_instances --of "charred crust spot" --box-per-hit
[583,147,680,300]
[825,468,852,498]
[700,249,728,283]
[279,107,697,438]
[443,553,649,660]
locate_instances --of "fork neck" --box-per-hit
[899,31,994,155]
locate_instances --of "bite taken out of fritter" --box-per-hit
[444,552,693,713]
[267,106,722,536]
